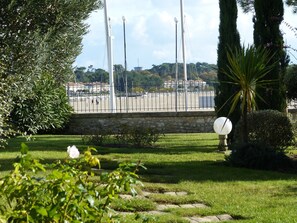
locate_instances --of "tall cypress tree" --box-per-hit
[215,0,241,136]
[253,0,288,111]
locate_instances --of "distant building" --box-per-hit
[163,80,207,89]
[134,66,143,71]
[66,82,110,94]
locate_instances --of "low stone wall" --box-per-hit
[65,111,216,135]
[65,109,297,135]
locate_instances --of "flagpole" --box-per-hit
[104,0,116,112]
[174,17,178,112]
[180,0,188,111]
[122,16,129,113]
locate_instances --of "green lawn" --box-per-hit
[1,133,297,222]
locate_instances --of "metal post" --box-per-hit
[180,0,188,111]
[104,0,116,113]
[174,17,178,112]
[122,16,129,113]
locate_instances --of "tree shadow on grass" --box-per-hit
[138,160,297,184]
[1,156,295,184]
[97,145,219,155]
[4,135,86,153]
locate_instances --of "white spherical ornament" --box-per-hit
[213,117,232,135]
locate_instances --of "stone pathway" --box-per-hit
[118,190,233,222]
[185,214,233,223]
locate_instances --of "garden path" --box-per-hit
[118,190,233,223]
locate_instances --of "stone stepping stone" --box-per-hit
[184,214,233,223]
[141,191,153,197]
[217,214,233,221]
[179,203,208,209]
[156,204,180,211]
[186,216,220,223]
[176,191,188,196]
[117,210,165,216]
[119,194,134,200]
[156,203,208,211]
[140,210,165,215]
[142,191,188,197]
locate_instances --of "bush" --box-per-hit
[10,73,73,134]
[82,123,112,146]
[83,124,164,148]
[0,143,143,222]
[226,142,294,171]
[127,126,163,147]
[234,110,295,150]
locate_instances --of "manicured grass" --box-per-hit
[1,133,297,222]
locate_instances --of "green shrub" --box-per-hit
[0,78,16,148]
[234,110,295,150]
[284,65,297,101]
[288,114,297,146]
[128,126,163,147]
[10,73,73,134]
[0,143,143,222]
[226,142,294,171]
[83,124,164,148]
[113,124,132,145]
[82,123,112,146]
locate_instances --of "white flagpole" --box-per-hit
[104,0,116,112]
[174,17,178,112]
[180,0,188,111]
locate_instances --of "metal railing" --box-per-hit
[67,82,216,113]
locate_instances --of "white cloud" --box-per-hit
[131,16,150,45]
[75,0,297,70]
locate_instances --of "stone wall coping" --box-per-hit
[72,111,216,119]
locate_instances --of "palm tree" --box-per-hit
[222,45,277,143]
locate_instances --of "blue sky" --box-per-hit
[74,0,297,70]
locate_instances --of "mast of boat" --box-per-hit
[174,17,178,112]
[122,16,129,113]
[180,0,188,111]
[104,0,116,112]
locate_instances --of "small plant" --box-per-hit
[0,143,144,222]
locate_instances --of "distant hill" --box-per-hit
[148,62,217,84]
[73,62,217,84]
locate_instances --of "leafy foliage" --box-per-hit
[0,0,101,145]
[226,142,294,171]
[222,45,277,143]
[0,143,143,222]
[223,46,277,114]
[233,110,295,150]
[83,124,164,148]
[253,0,288,112]
[117,125,164,148]
[74,62,217,85]
[284,65,297,101]
[10,73,73,134]
[237,0,254,13]
[215,0,241,140]
[74,66,109,83]
[228,109,295,170]
[0,77,15,147]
